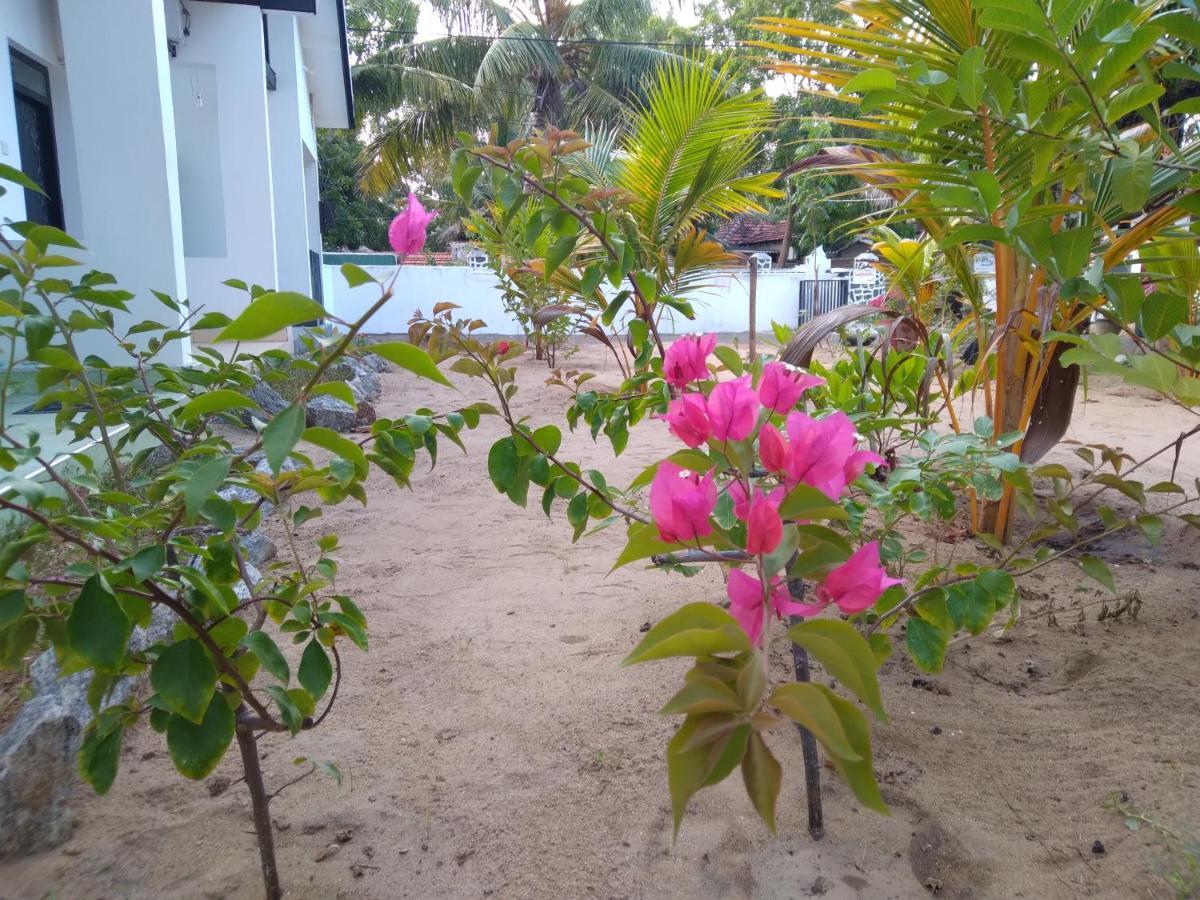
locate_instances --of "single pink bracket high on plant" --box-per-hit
[389,192,436,257]
[662,333,717,387]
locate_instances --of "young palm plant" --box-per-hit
[754,0,1200,539]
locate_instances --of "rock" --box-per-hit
[305,395,356,432]
[239,529,277,569]
[0,695,80,857]
[254,456,300,477]
[361,353,391,374]
[139,443,177,475]
[355,401,377,428]
[239,381,289,428]
[343,357,382,403]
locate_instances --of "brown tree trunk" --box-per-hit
[236,721,282,900]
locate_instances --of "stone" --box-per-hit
[361,353,391,374]
[304,395,356,432]
[239,381,290,428]
[0,695,81,857]
[355,401,377,428]
[343,357,381,403]
[239,529,277,569]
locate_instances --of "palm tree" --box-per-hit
[353,0,688,193]
[756,0,1200,538]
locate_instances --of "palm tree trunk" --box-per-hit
[533,74,564,129]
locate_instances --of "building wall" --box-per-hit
[266,14,314,297]
[171,2,278,317]
[323,264,812,336]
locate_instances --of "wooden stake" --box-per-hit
[787,579,824,840]
[748,255,758,363]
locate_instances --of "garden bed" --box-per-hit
[1,341,1196,899]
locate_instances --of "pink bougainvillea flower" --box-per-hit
[662,334,716,387]
[497,340,511,354]
[757,361,824,415]
[815,541,902,615]
[868,293,886,309]
[649,462,717,543]
[782,411,878,499]
[388,192,436,256]
[745,491,783,554]
[662,392,711,448]
[707,375,758,442]
[728,569,825,644]
[759,422,789,473]
[727,568,767,645]
[729,481,784,521]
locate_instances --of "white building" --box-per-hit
[0,0,353,363]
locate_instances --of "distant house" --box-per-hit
[0,0,354,363]
[715,214,794,266]
[828,236,876,269]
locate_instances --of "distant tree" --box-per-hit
[316,129,396,251]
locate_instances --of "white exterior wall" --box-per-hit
[57,0,190,363]
[266,14,316,297]
[172,3,277,317]
[323,265,809,336]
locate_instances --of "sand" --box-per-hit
[1,342,1197,899]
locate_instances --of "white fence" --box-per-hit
[321,264,822,336]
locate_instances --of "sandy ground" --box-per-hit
[1,341,1198,900]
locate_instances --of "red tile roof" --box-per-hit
[715,214,788,247]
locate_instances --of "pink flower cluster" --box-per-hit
[662,360,823,448]
[648,334,900,645]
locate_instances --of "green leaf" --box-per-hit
[240,631,290,683]
[216,291,326,341]
[1140,292,1189,341]
[946,581,993,635]
[303,426,368,479]
[311,380,357,408]
[668,716,750,835]
[811,685,888,814]
[262,404,304,475]
[166,695,235,780]
[532,424,562,456]
[0,590,25,630]
[787,619,886,721]
[957,47,986,107]
[1078,555,1116,592]
[841,67,896,94]
[369,341,453,387]
[298,640,333,700]
[340,263,376,287]
[712,345,743,376]
[660,676,743,715]
[777,483,849,521]
[770,681,861,761]
[151,639,216,724]
[544,234,577,276]
[68,577,131,672]
[622,603,751,665]
[741,732,782,834]
[905,617,948,673]
[122,545,165,584]
[185,456,231,520]
[265,684,304,734]
[1105,82,1164,124]
[178,390,257,422]
[78,720,123,794]
[487,437,519,492]
[0,161,45,194]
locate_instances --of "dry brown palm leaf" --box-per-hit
[779,305,883,368]
[531,304,586,327]
[1020,343,1080,463]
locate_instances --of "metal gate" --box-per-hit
[797,278,849,323]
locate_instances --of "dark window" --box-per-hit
[10,48,63,229]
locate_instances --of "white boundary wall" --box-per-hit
[323,265,813,335]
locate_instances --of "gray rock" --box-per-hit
[304,395,356,432]
[361,353,391,374]
[0,695,81,857]
[239,529,277,569]
[254,456,300,477]
[343,357,382,403]
[239,381,289,428]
